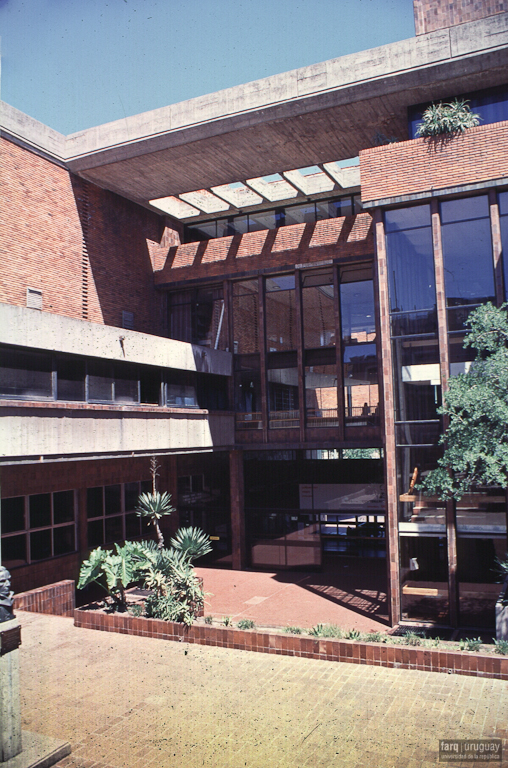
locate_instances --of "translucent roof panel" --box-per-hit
[323,159,361,188]
[246,174,299,202]
[283,167,335,195]
[211,182,263,208]
[149,196,200,218]
[179,189,230,213]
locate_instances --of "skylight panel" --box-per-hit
[246,174,299,202]
[211,182,263,208]
[149,196,200,218]
[179,189,230,214]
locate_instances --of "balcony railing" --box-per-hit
[306,408,340,427]
[235,412,263,430]
[268,409,300,429]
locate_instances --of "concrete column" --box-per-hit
[373,209,400,627]
[0,619,22,762]
[230,449,247,570]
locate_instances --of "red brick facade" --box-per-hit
[154,214,374,285]
[1,137,179,335]
[414,0,507,34]
[360,121,508,204]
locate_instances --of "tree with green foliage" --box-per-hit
[419,303,508,500]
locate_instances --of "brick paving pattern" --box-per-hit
[17,611,508,768]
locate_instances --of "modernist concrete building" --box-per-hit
[2,0,508,629]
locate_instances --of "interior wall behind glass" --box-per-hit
[499,191,508,302]
[232,280,260,354]
[305,364,338,425]
[265,275,297,352]
[302,270,335,348]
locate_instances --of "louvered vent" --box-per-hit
[26,287,43,310]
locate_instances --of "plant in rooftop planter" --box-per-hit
[170,526,213,562]
[135,457,175,549]
[415,99,481,138]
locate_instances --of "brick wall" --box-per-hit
[14,579,75,616]
[360,121,508,204]
[414,0,507,34]
[1,137,180,335]
[154,214,374,285]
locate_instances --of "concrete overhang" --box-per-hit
[2,13,508,208]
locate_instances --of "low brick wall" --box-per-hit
[15,580,75,617]
[74,608,508,680]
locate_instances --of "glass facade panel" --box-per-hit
[30,529,52,561]
[232,280,259,354]
[305,364,338,426]
[385,205,435,314]
[458,536,506,628]
[400,536,449,622]
[114,364,139,403]
[265,275,297,351]
[1,534,27,569]
[284,203,316,225]
[194,286,227,349]
[441,196,494,307]
[234,357,262,430]
[88,360,114,401]
[29,494,51,529]
[87,487,103,519]
[1,497,25,533]
[53,525,75,556]
[268,367,299,428]
[104,485,122,516]
[166,372,198,407]
[56,358,85,401]
[0,348,53,399]
[53,490,75,524]
[499,191,508,302]
[340,278,376,344]
[302,270,335,348]
[343,344,378,425]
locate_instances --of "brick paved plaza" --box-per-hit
[16,611,508,768]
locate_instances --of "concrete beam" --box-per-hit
[0,304,232,377]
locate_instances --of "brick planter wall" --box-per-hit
[15,580,75,617]
[360,121,508,204]
[74,608,508,680]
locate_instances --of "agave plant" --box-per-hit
[170,526,213,562]
[135,491,175,549]
[415,99,481,138]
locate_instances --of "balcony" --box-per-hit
[360,120,508,206]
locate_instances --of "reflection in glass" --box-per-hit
[54,525,75,556]
[265,275,297,351]
[114,364,139,403]
[400,536,449,622]
[385,205,435,314]
[302,270,335,348]
[343,344,378,425]
[498,191,508,301]
[340,279,376,344]
[235,360,262,430]
[0,348,53,399]
[57,359,85,401]
[396,445,443,525]
[392,337,441,422]
[458,536,506,627]
[441,196,494,306]
[1,497,25,533]
[268,368,299,428]
[29,494,51,529]
[305,365,338,426]
[232,280,259,354]
[88,360,113,401]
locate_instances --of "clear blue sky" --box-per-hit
[0,0,415,135]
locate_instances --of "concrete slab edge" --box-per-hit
[1,732,71,768]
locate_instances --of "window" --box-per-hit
[498,191,508,302]
[168,287,227,349]
[86,481,151,547]
[267,366,299,428]
[301,269,335,349]
[0,348,53,399]
[265,275,297,352]
[232,280,260,354]
[1,491,76,568]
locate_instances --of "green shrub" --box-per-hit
[344,629,361,641]
[237,619,255,630]
[309,624,343,638]
[494,639,508,655]
[459,637,482,652]
[283,626,302,635]
[364,631,383,643]
[77,541,148,609]
[204,615,213,625]
[170,527,212,562]
[128,603,144,617]
[415,99,481,137]
[403,630,425,646]
[222,616,232,626]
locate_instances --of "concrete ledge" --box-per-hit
[1,732,71,768]
[74,607,508,680]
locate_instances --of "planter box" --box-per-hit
[495,577,508,640]
[74,607,508,680]
[360,120,508,205]
[14,580,75,617]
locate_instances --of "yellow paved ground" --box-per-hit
[17,611,508,768]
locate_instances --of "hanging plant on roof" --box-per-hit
[415,99,481,138]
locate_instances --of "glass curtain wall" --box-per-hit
[302,269,338,426]
[498,191,508,301]
[168,286,227,350]
[340,267,379,426]
[441,195,503,627]
[265,275,297,352]
[385,204,449,622]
